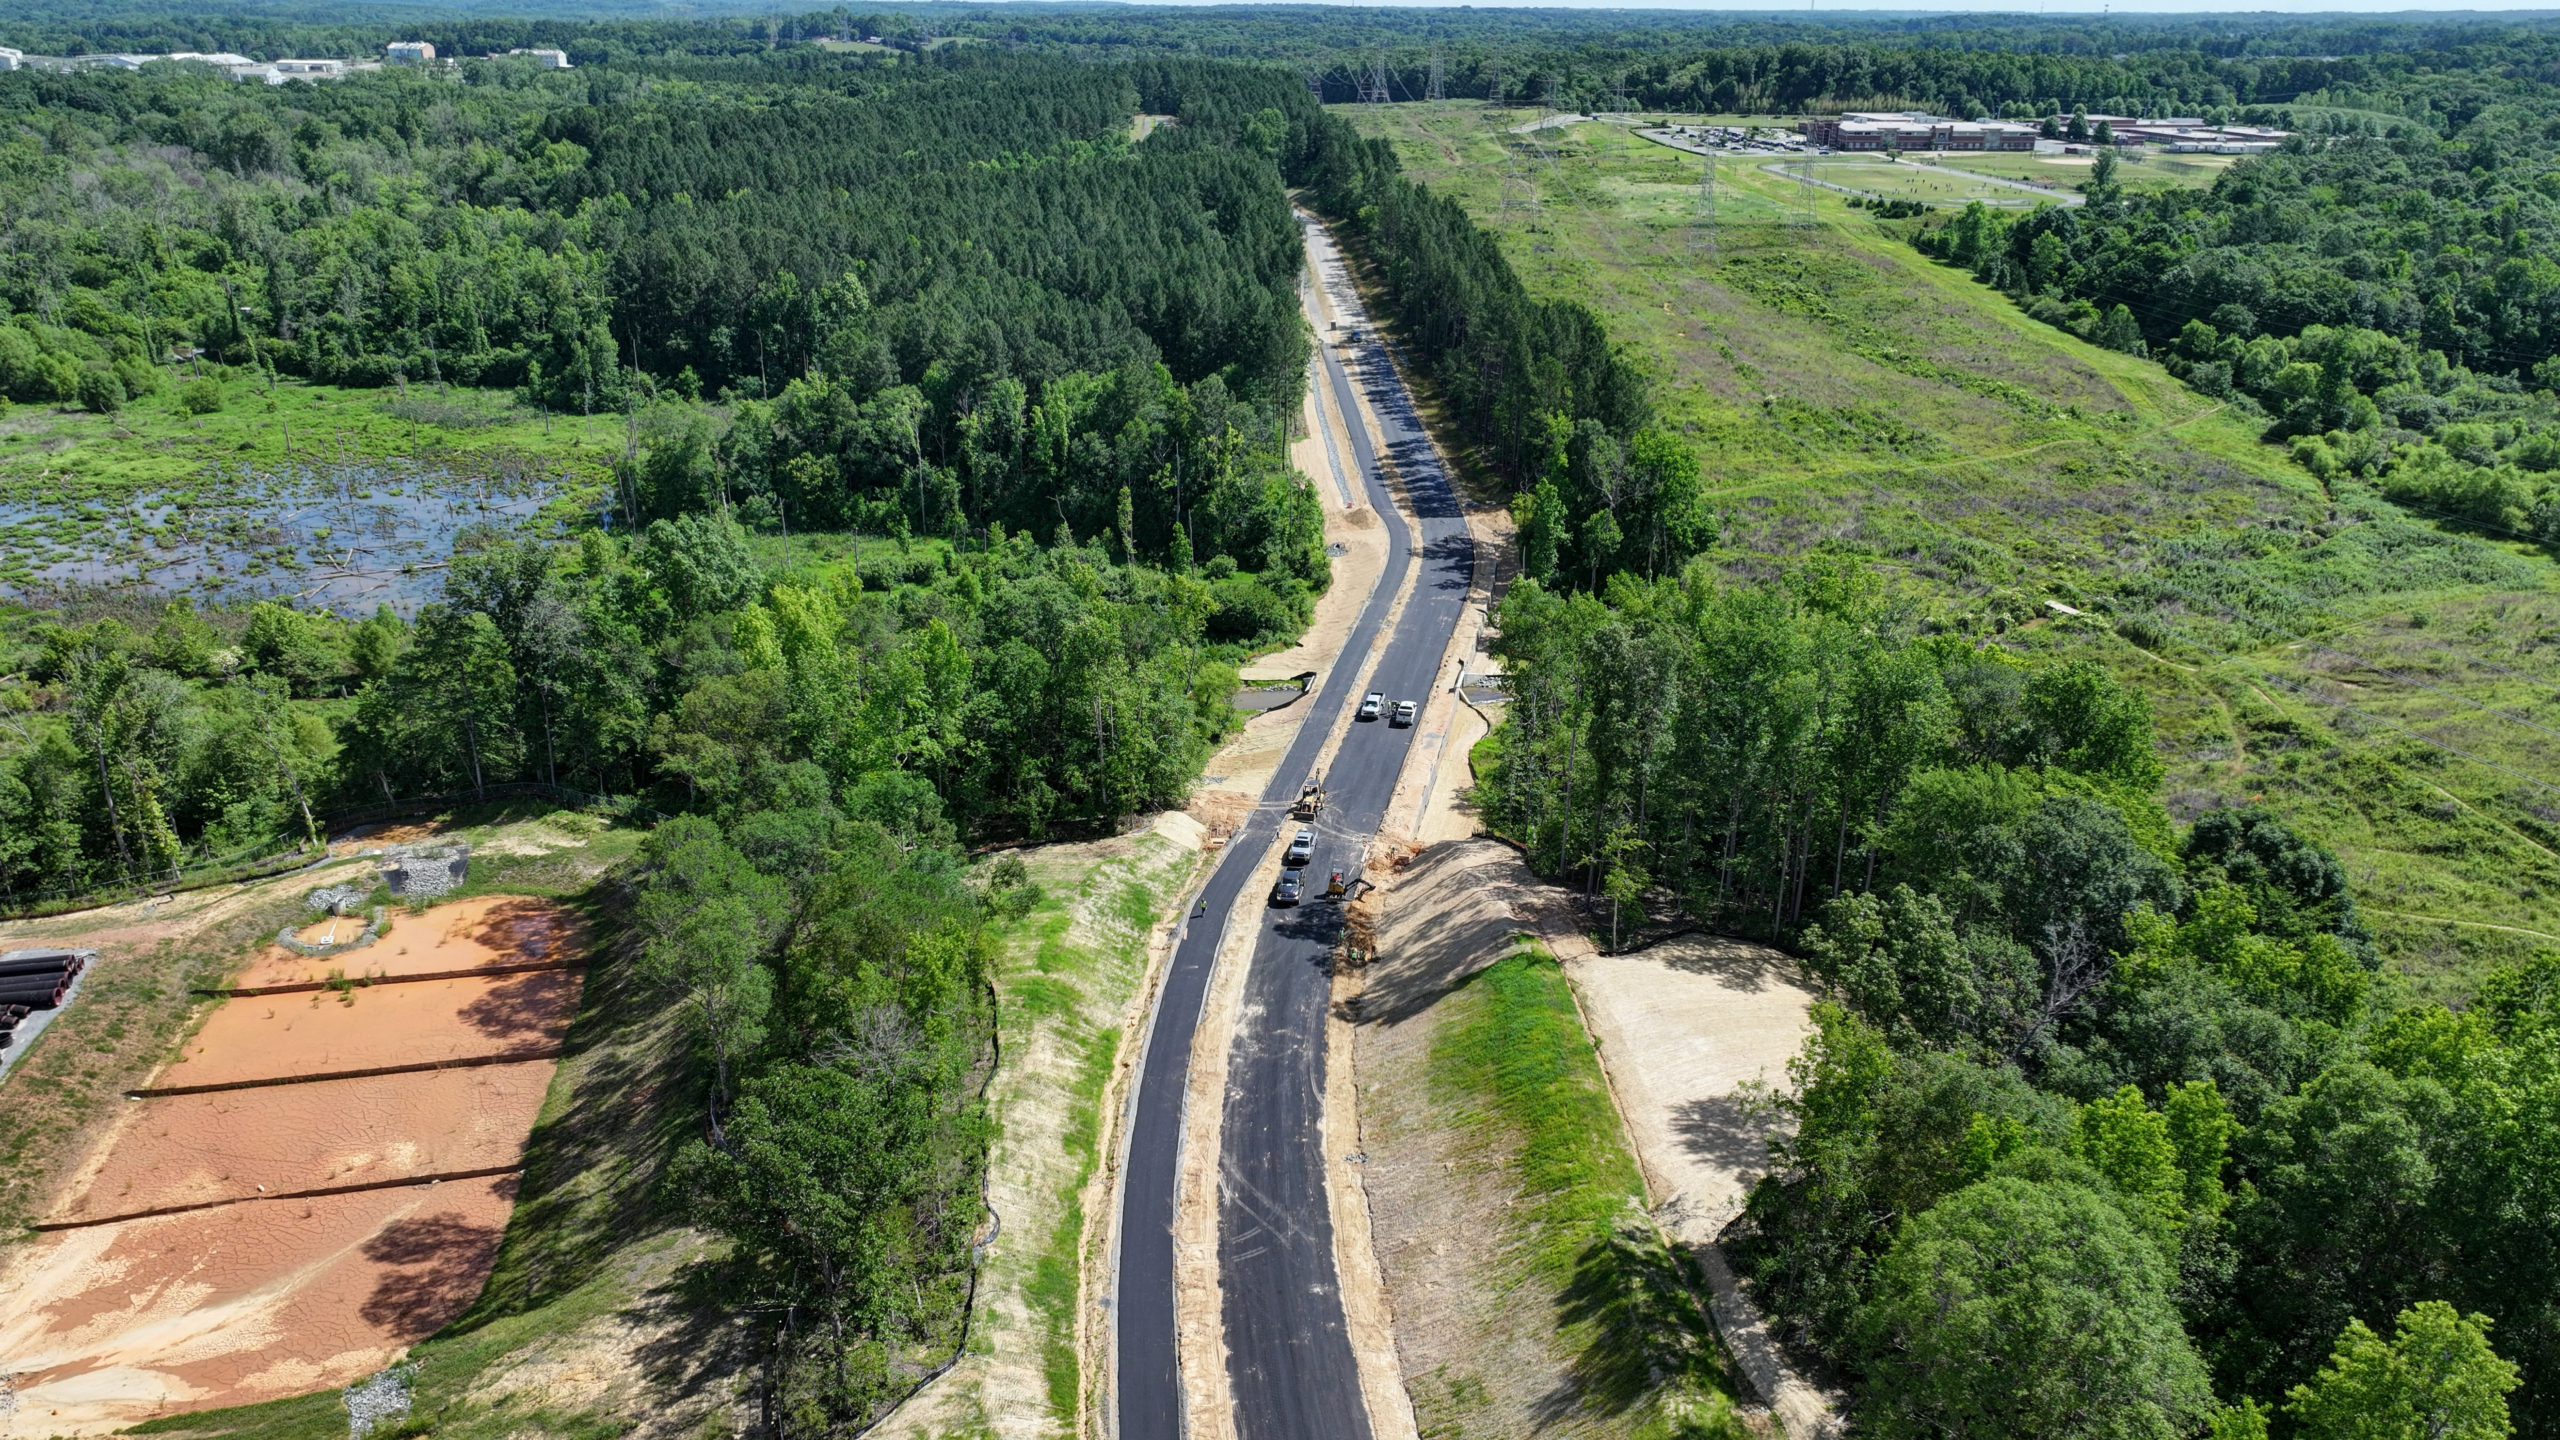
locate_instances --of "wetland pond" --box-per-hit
[0,462,592,616]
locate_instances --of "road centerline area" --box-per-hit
[1114,211,1474,1440]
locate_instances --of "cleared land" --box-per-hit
[1346,103,2560,1001]
[154,970,579,1089]
[1346,840,1753,1439]
[0,889,583,1433]
[235,895,587,988]
[0,1177,519,1431]
[47,1065,552,1222]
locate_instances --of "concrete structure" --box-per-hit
[1799,111,2038,152]
[0,48,22,72]
[2054,114,2290,151]
[505,47,571,68]
[385,41,435,65]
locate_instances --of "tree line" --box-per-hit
[1479,554,2547,1438]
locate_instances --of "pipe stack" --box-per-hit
[0,1002,27,1047]
[0,949,92,1010]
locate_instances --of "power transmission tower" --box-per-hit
[1360,48,1390,104]
[1302,66,1324,103]
[1610,71,1628,115]
[1426,49,1446,102]
[1689,150,1719,265]
[1795,155,1819,228]
[1532,72,1564,163]
[1484,61,1504,108]
[1494,102,1539,216]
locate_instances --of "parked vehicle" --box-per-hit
[1358,692,1383,721]
[1392,700,1417,727]
[1286,827,1316,865]
[1273,870,1304,906]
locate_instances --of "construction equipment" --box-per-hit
[1325,869,1348,900]
[1293,782,1326,819]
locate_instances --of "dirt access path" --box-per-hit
[0,893,585,1435]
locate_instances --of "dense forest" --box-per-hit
[0,50,1354,891]
[1480,559,2549,1440]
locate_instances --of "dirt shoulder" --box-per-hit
[1344,840,1758,1438]
[1189,374,1392,844]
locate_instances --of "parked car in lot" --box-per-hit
[1273,870,1304,906]
[1392,700,1417,727]
[1358,692,1383,721]
[1286,827,1315,865]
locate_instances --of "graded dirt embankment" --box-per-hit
[0,893,586,1436]
[1346,839,1830,1438]
[50,1064,555,1221]
[155,970,579,1089]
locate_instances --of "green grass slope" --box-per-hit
[1350,104,2560,1001]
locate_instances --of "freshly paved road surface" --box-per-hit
[1114,213,1474,1440]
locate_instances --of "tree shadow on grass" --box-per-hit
[444,910,696,1334]
[1536,1214,1736,1430]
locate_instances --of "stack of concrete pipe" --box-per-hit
[0,949,93,1010]
[0,1002,27,1047]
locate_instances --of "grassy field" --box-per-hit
[1424,946,1749,1439]
[1350,102,2560,1001]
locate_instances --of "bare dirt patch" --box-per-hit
[1565,937,1814,1241]
[236,895,587,988]
[156,970,580,1089]
[50,1063,554,1222]
[0,1177,518,1433]
[0,888,594,1436]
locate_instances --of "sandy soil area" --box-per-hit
[153,970,578,1089]
[1564,938,1837,1435]
[1564,937,1814,1242]
[49,1063,555,1222]
[235,895,587,988]
[0,1176,517,1434]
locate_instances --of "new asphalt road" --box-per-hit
[1113,212,1475,1440]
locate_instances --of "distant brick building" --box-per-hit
[1798,112,2039,153]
